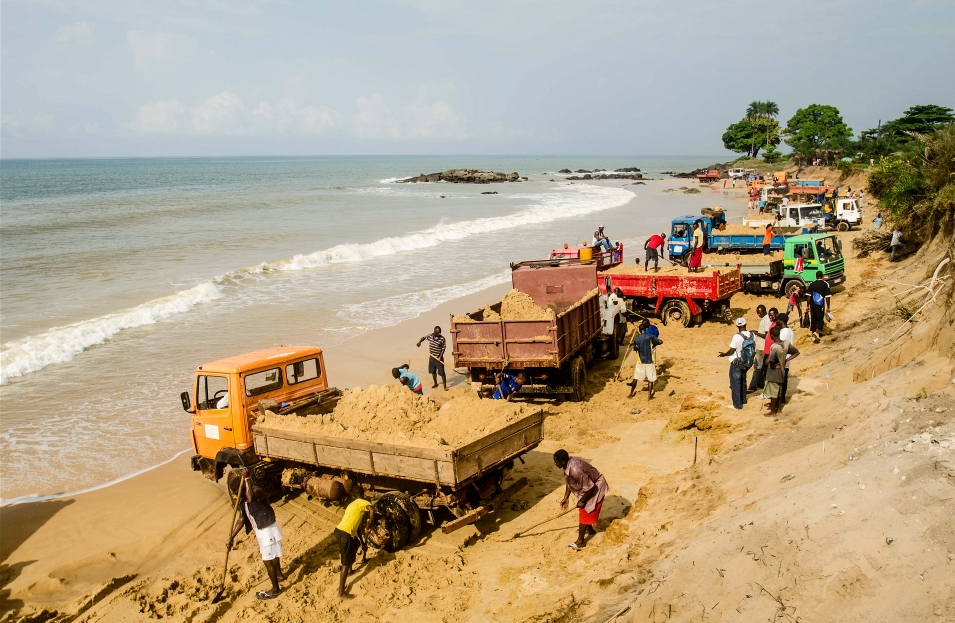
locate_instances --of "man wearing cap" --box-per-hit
[717,318,756,410]
[593,224,613,253]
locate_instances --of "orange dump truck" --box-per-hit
[181,347,542,545]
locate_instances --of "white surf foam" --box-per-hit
[0,184,632,383]
[337,270,511,332]
[379,177,401,184]
[0,282,222,384]
[271,184,633,272]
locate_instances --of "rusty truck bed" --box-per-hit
[251,411,543,490]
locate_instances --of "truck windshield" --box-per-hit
[197,375,229,410]
[287,358,321,384]
[815,237,842,261]
[245,367,283,397]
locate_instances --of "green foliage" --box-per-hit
[762,147,782,163]
[867,124,955,240]
[837,160,853,179]
[857,105,954,159]
[723,118,780,157]
[724,100,781,157]
[783,104,853,162]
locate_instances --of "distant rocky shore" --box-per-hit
[397,169,526,184]
[671,162,731,178]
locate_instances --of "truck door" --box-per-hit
[193,374,236,457]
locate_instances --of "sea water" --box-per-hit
[0,155,723,501]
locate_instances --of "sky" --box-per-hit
[1,0,953,158]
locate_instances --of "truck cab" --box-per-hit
[667,213,724,260]
[781,233,846,294]
[830,197,862,231]
[181,346,330,482]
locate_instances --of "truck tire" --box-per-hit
[372,497,411,552]
[783,280,804,298]
[218,465,243,504]
[382,491,422,543]
[680,250,692,267]
[837,221,850,232]
[569,356,587,402]
[661,300,692,327]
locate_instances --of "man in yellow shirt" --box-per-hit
[335,497,378,600]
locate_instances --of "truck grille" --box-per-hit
[825,258,845,274]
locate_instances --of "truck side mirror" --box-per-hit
[180,391,193,412]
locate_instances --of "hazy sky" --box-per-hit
[2,0,953,158]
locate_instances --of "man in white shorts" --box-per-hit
[228,473,285,600]
[628,320,663,399]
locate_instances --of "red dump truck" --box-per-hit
[451,263,615,401]
[598,266,742,327]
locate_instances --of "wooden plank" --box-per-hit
[441,477,528,533]
[455,429,539,483]
[454,412,543,457]
[266,437,319,463]
[373,453,447,481]
[314,444,374,471]
[252,425,453,461]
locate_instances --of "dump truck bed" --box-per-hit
[598,266,742,301]
[251,411,543,490]
[451,263,601,370]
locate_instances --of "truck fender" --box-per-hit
[214,446,260,480]
[685,298,701,316]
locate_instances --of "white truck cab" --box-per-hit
[831,198,862,231]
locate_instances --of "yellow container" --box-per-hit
[578,247,593,261]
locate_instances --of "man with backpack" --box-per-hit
[717,318,756,410]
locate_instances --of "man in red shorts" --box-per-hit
[554,449,609,549]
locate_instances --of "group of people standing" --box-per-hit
[718,274,833,418]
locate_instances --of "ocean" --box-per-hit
[0,155,724,502]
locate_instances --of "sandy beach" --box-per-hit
[3,178,954,623]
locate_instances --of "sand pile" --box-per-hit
[259,384,533,448]
[704,250,784,262]
[454,289,555,322]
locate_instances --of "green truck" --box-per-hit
[702,232,846,297]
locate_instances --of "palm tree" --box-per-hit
[746,101,761,158]
[760,101,779,149]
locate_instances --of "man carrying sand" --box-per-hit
[554,449,608,550]
[392,364,423,394]
[416,326,447,391]
[644,233,666,271]
[335,496,378,600]
[228,474,285,600]
[689,222,704,272]
[628,320,662,399]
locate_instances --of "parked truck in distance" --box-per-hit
[701,232,846,296]
[451,262,612,402]
[181,346,542,545]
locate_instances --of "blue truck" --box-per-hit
[667,213,790,266]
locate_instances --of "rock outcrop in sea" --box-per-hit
[398,169,521,184]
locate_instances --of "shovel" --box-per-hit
[504,508,576,541]
[211,475,246,604]
[614,328,639,382]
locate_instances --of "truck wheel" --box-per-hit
[569,356,586,402]
[680,250,692,267]
[218,465,243,504]
[783,280,804,298]
[372,497,411,552]
[837,221,850,232]
[661,300,692,327]
[382,491,422,543]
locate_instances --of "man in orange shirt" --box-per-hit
[762,223,776,256]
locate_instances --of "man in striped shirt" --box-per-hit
[417,326,447,390]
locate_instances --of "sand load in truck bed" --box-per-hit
[704,250,784,263]
[258,384,533,449]
[453,288,596,323]
[602,263,738,276]
[717,223,772,235]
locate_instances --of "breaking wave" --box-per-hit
[0,184,632,383]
